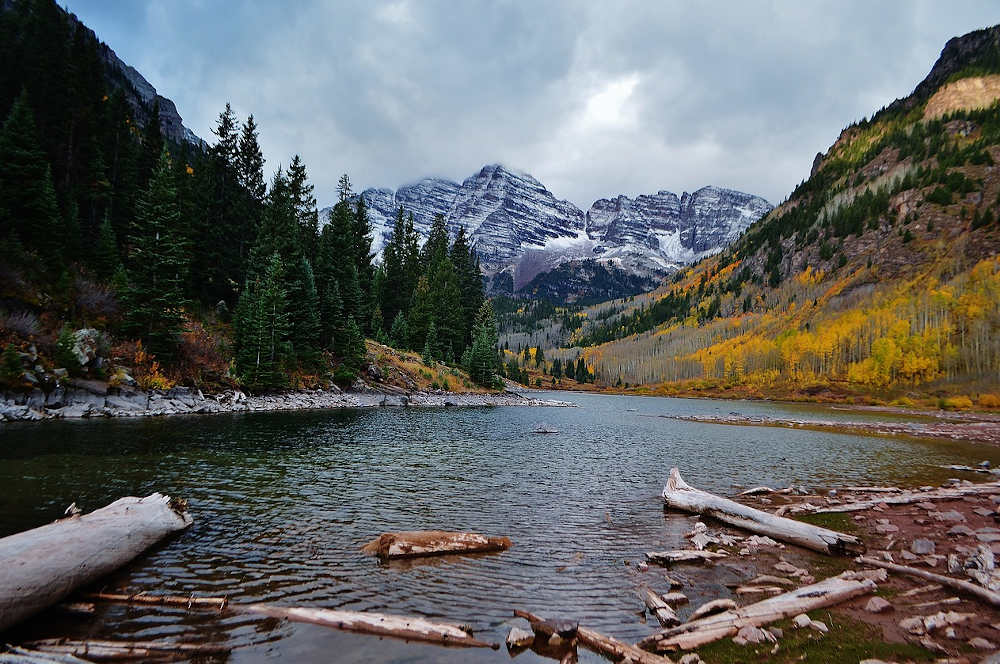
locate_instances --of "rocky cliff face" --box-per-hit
[322,164,771,297]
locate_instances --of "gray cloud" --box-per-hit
[67,0,998,208]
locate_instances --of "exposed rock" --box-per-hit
[71,328,103,367]
[792,614,812,629]
[733,625,776,645]
[864,597,893,613]
[911,538,936,555]
[970,636,996,650]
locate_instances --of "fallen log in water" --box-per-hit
[84,592,497,649]
[0,494,192,632]
[25,638,230,659]
[856,556,1000,607]
[637,573,876,652]
[514,609,674,664]
[361,530,512,559]
[1,645,93,663]
[661,468,863,555]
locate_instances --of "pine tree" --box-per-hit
[381,206,408,326]
[234,252,290,388]
[408,275,434,351]
[237,115,266,205]
[353,195,374,330]
[288,154,319,260]
[94,214,119,279]
[286,256,321,365]
[468,300,499,387]
[0,91,63,263]
[137,99,163,187]
[535,346,545,367]
[552,357,562,379]
[122,149,188,363]
[342,316,365,373]
[389,311,409,349]
[421,214,450,267]
[422,319,439,364]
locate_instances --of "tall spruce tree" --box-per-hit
[233,252,290,389]
[288,154,319,261]
[122,148,188,363]
[0,91,63,263]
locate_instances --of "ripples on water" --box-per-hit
[2,392,999,663]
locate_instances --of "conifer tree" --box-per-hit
[237,115,266,206]
[408,275,434,351]
[122,149,188,363]
[389,311,409,349]
[137,99,163,186]
[381,206,408,327]
[288,154,319,259]
[342,316,365,374]
[535,346,545,367]
[94,214,119,279]
[422,319,439,364]
[286,255,321,365]
[234,252,290,388]
[552,357,563,379]
[0,91,63,263]
[353,195,374,330]
[468,300,500,387]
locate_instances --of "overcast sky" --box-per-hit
[66,1,997,209]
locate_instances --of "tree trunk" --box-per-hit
[638,573,876,652]
[0,494,192,632]
[661,468,863,555]
[514,609,674,664]
[644,590,680,627]
[801,482,1000,514]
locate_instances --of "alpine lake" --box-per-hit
[3,391,998,663]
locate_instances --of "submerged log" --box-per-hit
[514,609,674,664]
[0,494,192,632]
[661,468,863,555]
[85,592,497,649]
[361,530,512,559]
[25,638,230,657]
[856,556,1000,607]
[241,604,497,648]
[638,573,876,652]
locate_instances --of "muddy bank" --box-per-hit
[0,382,574,422]
[663,412,1000,446]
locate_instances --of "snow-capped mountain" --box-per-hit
[321,164,772,294]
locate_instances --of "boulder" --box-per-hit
[911,538,936,555]
[71,328,103,367]
[865,597,893,613]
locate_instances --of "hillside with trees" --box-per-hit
[522,26,1000,407]
[0,0,501,395]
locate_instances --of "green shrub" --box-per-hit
[925,186,952,205]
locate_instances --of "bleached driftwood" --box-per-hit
[241,604,497,648]
[687,599,736,621]
[661,468,863,555]
[514,609,674,664]
[84,592,227,609]
[0,645,92,663]
[646,550,727,565]
[86,592,496,649]
[799,481,1000,514]
[644,590,680,627]
[25,639,230,658]
[856,556,1000,607]
[0,494,192,632]
[638,573,876,652]
[361,530,512,559]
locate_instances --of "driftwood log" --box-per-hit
[643,590,680,627]
[638,573,876,652]
[514,609,674,664]
[0,494,192,632]
[802,481,1000,513]
[856,556,1000,607]
[661,468,863,555]
[646,550,727,565]
[24,638,230,658]
[86,592,497,649]
[361,530,511,559]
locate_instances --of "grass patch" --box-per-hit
[692,613,934,663]
[793,511,858,535]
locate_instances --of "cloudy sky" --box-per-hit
[67,1,997,209]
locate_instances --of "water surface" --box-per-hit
[2,392,996,662]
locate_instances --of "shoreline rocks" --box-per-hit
[0,384,574,422]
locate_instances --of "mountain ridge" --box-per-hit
[322,163,771,299]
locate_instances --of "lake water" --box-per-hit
[2,392,998,662]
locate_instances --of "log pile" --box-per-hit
[637,573,877,652]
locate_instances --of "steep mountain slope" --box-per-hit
[557,25,1000,403]
[322,164,771,300]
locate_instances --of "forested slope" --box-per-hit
[569,26,1000,406]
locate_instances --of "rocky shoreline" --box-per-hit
[0,381,575,422]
